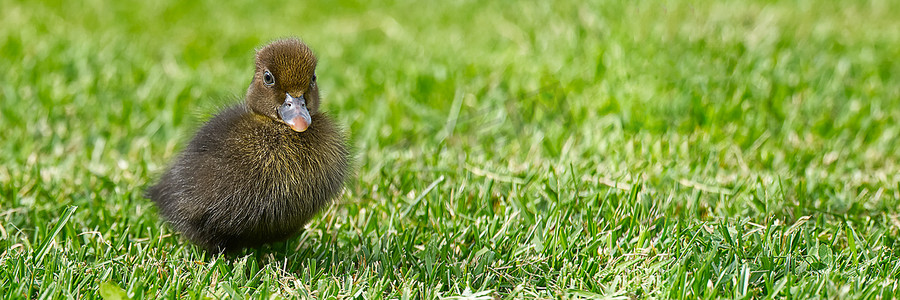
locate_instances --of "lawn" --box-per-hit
[2,0,900,298]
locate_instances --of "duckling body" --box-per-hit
[147,39,349,252]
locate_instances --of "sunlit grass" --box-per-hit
[1,0,899,298]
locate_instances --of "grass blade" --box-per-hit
[36,206,78,263]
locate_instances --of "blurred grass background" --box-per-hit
[1,0,899,298]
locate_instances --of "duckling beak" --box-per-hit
[278,93,312,132]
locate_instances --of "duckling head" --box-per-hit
[246,38,320,132]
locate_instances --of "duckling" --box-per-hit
[147,39,350,252]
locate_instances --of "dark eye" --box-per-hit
[263,70,275,86]
[311,74,317,82]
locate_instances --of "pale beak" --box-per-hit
[277,93,312,132]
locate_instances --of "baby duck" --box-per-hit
[147,39,350,252]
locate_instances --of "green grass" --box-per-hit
[2,0,900,298]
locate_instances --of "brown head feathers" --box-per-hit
[246,38,322,129]
[254,39,317,92]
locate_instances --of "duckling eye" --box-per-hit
[263,70,275,87]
